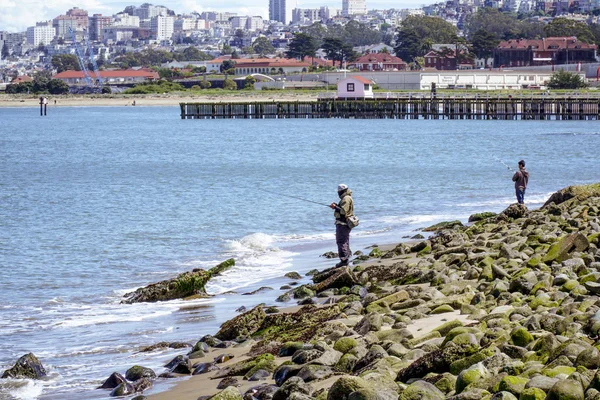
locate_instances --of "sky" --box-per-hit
[0,0,424,33]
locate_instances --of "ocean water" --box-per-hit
[1,106,599,399]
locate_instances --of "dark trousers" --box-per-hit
[516,188,526,204]
[336,224,352,262]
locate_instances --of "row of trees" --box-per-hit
[6,73,69,94]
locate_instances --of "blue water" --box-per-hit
[0,106,599,399]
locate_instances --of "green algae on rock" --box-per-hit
[121,259,235,303]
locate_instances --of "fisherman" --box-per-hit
[512,160,529,204]
[330,184,354,268]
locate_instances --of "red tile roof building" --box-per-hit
[494,37,597,67]
[349,53,407,71]
[424,48,475,70]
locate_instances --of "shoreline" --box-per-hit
[129,183,599,400]
[0,93,319,108]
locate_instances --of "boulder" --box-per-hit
[400,380,445,400]
[208,386,243,400]
[543,183,600,207]
[423,221,464,232]
[1,353,47,379]
[545,379,584,400]
[543,233,589,264]
[312,267,359,293]
[125,366,156,381]
[296,364,334,382]
[98,372,127,389]
[501,204,528,219]
[354,312,383,335]
[327,376,376,400]
[121,259,235,303]
[214,305,266,341]
[110,382,135,397]
[273,376,313,400]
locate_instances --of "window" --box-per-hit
[347,83,355,92]
[364,84,370,90]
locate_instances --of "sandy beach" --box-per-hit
[0,92,320,108]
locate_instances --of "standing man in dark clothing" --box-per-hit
[330,184,354,267]
[512,160,529,204]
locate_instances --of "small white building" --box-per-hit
[337,76,374,99]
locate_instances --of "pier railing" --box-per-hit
[180,96,600,120]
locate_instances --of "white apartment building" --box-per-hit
[246,16,264,31]
[342,0,367,16]
[151,16,174,41]
[175,17,197,32]
[134,4,169,19]
[231,16,248,30]
[269,0,290,24]
[113,13,140,27]
[53,16,77,39]
[26,21,55,46]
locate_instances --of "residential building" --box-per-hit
[337,76,373,99]
[66,7,89,30]
[102,26,147,43]
[26,22,55,47]
[201,12,238,22]
[350,53,407,71]
[53,16,78,38]
[151,15,175,41]
[292,8,320,23]
[270,0,290,24]
[129,4,169,19]
[89,14,111,41]
[424,47,475,70]
[231,17,248,30]
[210,57,310,74]
[342,0,367,16]
[113,13,141,27]
[246,16,264,31]
[494,37,597,67]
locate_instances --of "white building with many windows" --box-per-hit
[151,15,175,41]
[342,0,367,16]
[26,22,55,46]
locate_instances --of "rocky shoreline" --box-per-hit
[3,182,600,400]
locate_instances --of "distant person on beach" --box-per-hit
[512,160,529,204]
[330,184,354,267]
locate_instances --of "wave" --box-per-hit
[456,192,552,208]
[0,379,44,400]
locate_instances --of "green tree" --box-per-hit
[222,79,237,90]
[547,70,587,89]
[464,8,544,40]
[471,29,500,59]
[175,46,212,61]
[52,54,81,73]
[300,22,328,47]
[220,60,236,74]
[544,18,595,43]
[32,74,50,93]
[322,37,358,68]
[221,43,232,55]
[344,20,383,46]
[394,16,457,62]
[244,75,256,89]
[286,32,317,60]
[231,49,240,59]
[47,79,70,94]
[253,37,275,57]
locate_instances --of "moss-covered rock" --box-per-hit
[335,353,358,373]
[125,365,156,381]
[519,387,546,400]
[215,305,266,341]
[334,337,358,354]
[423,220,464,232]
[400,380,445,400]
[545,379,584,400]
[122,259,235,303]
[208,386,243,400]
[431,304,454,314]
[469,212,497,222]
[1,353,47,379]
[542,233,589,263]
[496,375,528,397]
[543,183,600,207]
[456,363,489,394]
[511,327,534,347]
[327,376,375,400]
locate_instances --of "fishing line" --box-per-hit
[255,187,331,208]
[494,157,514,172]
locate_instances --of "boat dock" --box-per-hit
[180,95,600,120]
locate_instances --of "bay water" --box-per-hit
[0,106,599,399]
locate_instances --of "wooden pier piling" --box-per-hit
[180,95,600,121]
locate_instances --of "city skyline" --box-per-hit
[0,0,423,33]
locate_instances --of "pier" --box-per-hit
[180,94,600,120]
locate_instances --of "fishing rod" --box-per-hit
[494,157,514,172]
[255,187,332,208]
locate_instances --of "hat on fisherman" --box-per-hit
[337,184,348,191]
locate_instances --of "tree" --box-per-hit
[221,44,232,55]
[253,37,275,57]
[231,49,240,59]
[547,70,587,89]
[52,54,81,73]
[544,18,595,43]
[47,79,70,94]
[344,20,384,46]
[394,16,457,62]
[471,29,500,59]
[220,60,236,74]
[2,42,10,59]
[222,79,237,90]
[286,33,317,60]
[322,37,358,68]
[244,75,256,89]
[175,46,212,61]
[32,73,50,93]
[464,8,543,40]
